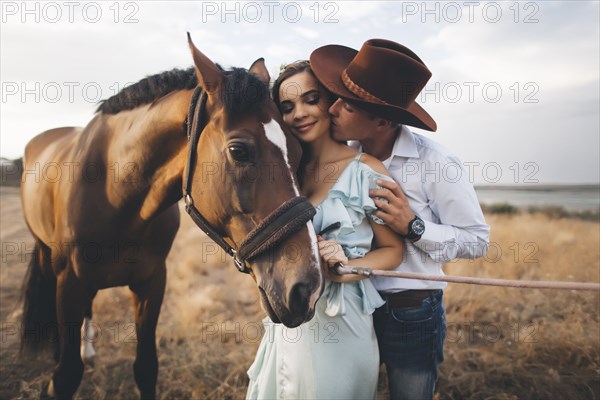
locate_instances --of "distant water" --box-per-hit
[475,186,600,212]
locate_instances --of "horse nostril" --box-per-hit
[288,282,311,316]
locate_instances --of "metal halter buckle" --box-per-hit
[231,250,250,274]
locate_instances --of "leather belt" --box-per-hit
[383,290,438,308]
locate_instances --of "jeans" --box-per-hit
[373,290,446,400]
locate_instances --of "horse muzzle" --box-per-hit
[258,277,320,328]
[254,249,322,328]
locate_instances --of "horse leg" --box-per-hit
[80,290,98,365]
[130,265,166,400]
[49,268,88,399]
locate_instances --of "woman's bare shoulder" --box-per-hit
[329,144,359,166]
[358,153,390,177]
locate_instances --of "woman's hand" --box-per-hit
[317,236,348,280]
[317,236,348,266]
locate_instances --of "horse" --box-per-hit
[19,34,323,399]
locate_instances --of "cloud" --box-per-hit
[263,44,302,65]
[1,2,598,184]
[292,26,319,40]
[333,1,380,23]
[422,2,599,92]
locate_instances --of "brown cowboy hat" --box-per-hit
[310,39,437,131]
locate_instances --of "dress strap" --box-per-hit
[354,152,364,162]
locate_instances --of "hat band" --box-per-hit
[342,70,391,106]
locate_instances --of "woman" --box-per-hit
[246,61,405,399]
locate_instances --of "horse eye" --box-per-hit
[228,144,250,162]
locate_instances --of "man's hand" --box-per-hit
[370,179,415,235]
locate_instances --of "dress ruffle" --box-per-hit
[246,154,390,400]
[323,280,385,317]
[313,155,390,319]
[313,155,395,259]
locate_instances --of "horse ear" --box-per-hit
[187,33,223,99]
[249,58,270,87]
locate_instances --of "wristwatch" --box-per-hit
[406,216,425,241]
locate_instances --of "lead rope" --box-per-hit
[330,263,600,291]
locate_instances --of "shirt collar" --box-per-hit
[348,125,420,160]
[391,125,420,159]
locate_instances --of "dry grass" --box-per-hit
[439,213,600,399]
[1,187,598,399]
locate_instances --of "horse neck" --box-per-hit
[106,89,193,222]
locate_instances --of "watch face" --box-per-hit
[412,218,425,236]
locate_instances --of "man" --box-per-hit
[310,39,490,399]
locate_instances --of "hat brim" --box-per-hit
[310,44,437,132]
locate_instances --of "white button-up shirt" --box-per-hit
[351,126,490,292]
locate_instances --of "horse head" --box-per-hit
[185,35,323,327]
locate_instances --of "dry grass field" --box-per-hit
[1,186,598,399]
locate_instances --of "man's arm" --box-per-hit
[370,157,490,263]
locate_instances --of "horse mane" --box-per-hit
[96,67,197,114]
[96,66,268,115]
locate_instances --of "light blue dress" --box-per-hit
[247,154,395,400]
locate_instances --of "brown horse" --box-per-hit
[19,35,322,399]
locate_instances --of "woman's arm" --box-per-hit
[318,220,405,283]
[317,152,405,282]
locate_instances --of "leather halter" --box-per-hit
[182,87,316,274]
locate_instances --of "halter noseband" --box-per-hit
[182,87,316,274]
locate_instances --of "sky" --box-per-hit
[1,0,599,184]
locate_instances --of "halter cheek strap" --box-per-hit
[182,87,316,274]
